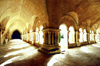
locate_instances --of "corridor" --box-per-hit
[0,39,100,66]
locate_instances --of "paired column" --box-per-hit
[94,32,97,43]
[39,28,61,54]
[87,32,90,44]
[75,30,79,46]
[67,31,69,45]
[31,32,35,44]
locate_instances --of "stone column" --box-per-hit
[55,32,59,45]
[87,32,90,44]
[87,26,90,44]
[39,28,61,54]
[1,29,5,45]
[43,32,46,44]
[32,32,35,45]
[45,32,48,44]
[67,31,69,45]
[48,32,51,45]
[0,31,1,46]
[94,32,96,43]
[75,30,79,46]
[52,32,54,45]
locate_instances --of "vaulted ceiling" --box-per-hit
[46,0,100,29]
[0,0,48,34]
[0,0,100,34]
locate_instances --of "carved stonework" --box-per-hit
[38,28,61,54]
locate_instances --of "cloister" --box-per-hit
[0,0,100,66]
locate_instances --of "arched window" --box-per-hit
[69,26,75,43]
[79,28,83,42]
[36,28,39,43]
[90,30,94,41]
[96,30,99,42]
[59,24,68,49]
[39,26,44,44]
[92,31,94,41]
[83,29,87,41]
[29,30,33,41]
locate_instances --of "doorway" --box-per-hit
[59,24,68,51]
[12,30,21,39]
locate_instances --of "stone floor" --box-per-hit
[0,39,100,66]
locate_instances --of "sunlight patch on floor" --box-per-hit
[0,56,19,66]
[92,44,100,48]
[0,39,39,66]
[80,46,93,53]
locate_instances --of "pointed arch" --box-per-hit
[12,30,21,39]
[58,12,78,30]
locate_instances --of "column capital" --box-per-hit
[39,28,61,54]
[42,28,60,33]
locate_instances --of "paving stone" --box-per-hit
[0,39,100,66]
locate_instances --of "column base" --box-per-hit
[76,42,81,47]
[38,44,61,54]
[88,41,91,44]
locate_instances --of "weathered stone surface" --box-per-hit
[0,39,100,66]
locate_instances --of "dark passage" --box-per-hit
[12,30,21,39]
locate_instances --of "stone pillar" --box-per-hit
[1,29,5,45]
[43,32,46,44]
[55,32,59,45]
[87,32,90,44]
[38,28,61,54]
[94,32,96,43]
[75,30,79,46]
[67,31,69,45]
[1,34,4,46]
[87,26,90,44]
[52,32,54,45]
[31,32,35,45]
[45,32,48,44]
[48,32,51,45]
[0,31,1,46]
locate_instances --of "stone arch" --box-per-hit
[6,18,27,31]
[59,24,68,50]
[69,26,75,43]
[11,30,21,39]
[32,17,44,32]
[32,17,39,32]
[58,12,78,30]
[39,25,44,44]
[1,16,10,29]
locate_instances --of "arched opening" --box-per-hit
[59,24,68,51]
[79,28,83,42]
[90,30,94,41]
[96,29,99,42]
[29,29,33,43]
[69,26,75,44]
[83,29,87,42]
[36,27,39,43]
[39,26,44,44]
[12,30,21,39]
